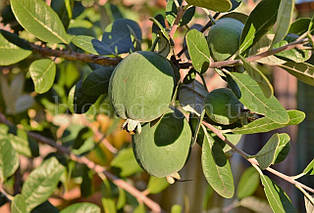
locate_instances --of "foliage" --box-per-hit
[0,0,313,212]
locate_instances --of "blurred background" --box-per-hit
[0,0,313,212]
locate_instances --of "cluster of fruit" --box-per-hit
[107,17,245,182]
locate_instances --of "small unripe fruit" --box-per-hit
[207,18,244,61]
[205,88,244,125]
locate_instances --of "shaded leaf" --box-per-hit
[22,157,65,211]
[179,80,207,116]
[186,29,211,73]
[279,62,314,86]
[0,33,31,66]
[237,167,259,199]
[272,0,294,45]
[181,6,195,26]
[0,138,19,182]
[31,201,59,213]
[240,56,273,98]
[110,147,142,177]
[11,0,70,44]
[240,0,280,53]
[147,176,169,194]
[30,59,56,94]
[231,110,305,134]
[61,202,100,213]
[226,71,289,124]
[255,134,280,170]
[289,18,312,35]
[11,194,28,213]
[72,35,99,55]
[273,133,290,164]
[201,125,234,198]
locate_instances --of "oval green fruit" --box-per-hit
[207,18,244,61]
[186,0,232,12]
[132,111,192,177]
[109,51,175,132]
[205,88,243,125]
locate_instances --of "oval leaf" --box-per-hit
[0,138,19,182]
[240,0,280,53]
[201,125,234,198]
[0,33,31,66]
[256,169,296,213]
[255,134,280,170]
[279,62,314,86]
[186,29,211,73]
[61,202,101,213]
[240,56,273,98]
[11,194,28,213]
[72,35,100,55]
[226,71,289,124]
[237,167,259,200]
[273,133,290,164]
[10,0,70,44]
[21,157,65,211]
[30,59,56,94]
[272,0,295,45]
[231,110,305,134]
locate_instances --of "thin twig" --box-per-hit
[169,1,188,39]
[179,37,310,69]
[0,112,162,213]
[202,121,314,194]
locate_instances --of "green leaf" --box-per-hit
[303,159,314,175]
[240,56,273,98]
[0,33,31,66]
[273,133,290,164]
[30,59,56,94]
[31,201,59,213]
[237,167,259,200]
[171,204,182,213]
[10,0,70,44]
[11,194,28,213]
[0,138,19,182]
[166,0,177,26]
[231,110,305,134]
[279,62,314,86]
[255,134,280,170]
[147,176,169,194]
[180,6,195,26]
[240,0,280,53]
[110,147,142,177]
[201,125,234,198]
[289,18,312,35]
[226,71,289,124]
[22,157,65,211]
[9,129,40,157]
[256,168,296,213]
[274,40,311,63]
[186,29,211,73]
[116,188,126,210]
[134,203,145,213]
[72,35,99,55]
[185,0,232,12]
[61,202,100,213]
[102,198,116,213]
[272,0,294,45]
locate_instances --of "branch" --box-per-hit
[179,37,310,69]
[169,1,188,39]
[30,44,122,66]
[202,121,314,194]
[0,113,162,213]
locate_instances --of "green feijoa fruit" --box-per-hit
[132,111,192,178]
[207,18,244,61]
[205,88,244,125]
[109,51,175,133]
